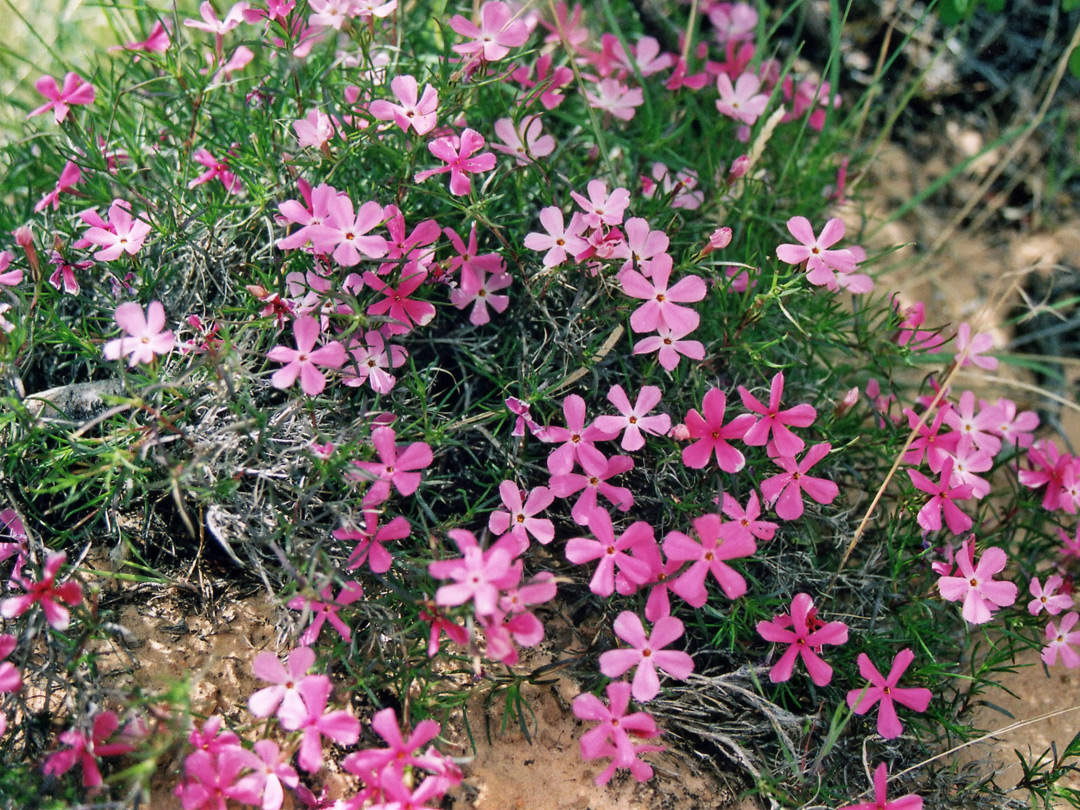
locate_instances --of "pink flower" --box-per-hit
[599,611,694,702]
[449,264,512,325]
[336,513,410,573]
[573,681,662,785]
[565,508,653,597]
[292,110,343,149]
[510,53,573,109]
[1042,612,1080,668]
[620,256,707,334]
[839,763,923,810]
[543,394,617,476]
[612,217,670,275]
[715,71,769,124]
[343,330,407,394]
[266,315,346,396]
[633,323,705,370]
[681,388,755,473]
[448,1,530,62]
[183,0,248,37]
[277,677,360,772]
[363,270,436,335]
[247,646,318,720]
[175,747,262,810]
[756,592,848,685]
[775,216,857,287]
[584,78,644,121]
[34,160,81,212]
[0,251,21,287]
[428,530,519,617]
[341,707,442,784]
[369,75,439,135]
[188,147,242,193]
[28,72,95,124]
[488,481,555,546]
[907,457,975,535]
[550,454,635,526]
[663,511,755,605]
[936,538,1017,624]
[954,321,998,371]
[737,371,817,457]
[570,180,631,229]
[414,129,496,196]
[593,384,671,452]
[103,301,176,367]
[111,20,171,55]
[287,580,363,645]
[846,649,932,739]
[491,115,556,165]
[0,634,21,696]
[348,425,433,504]
[719,491,778,545]
[43,711,136,789]
[523,207,588,268]
[307,195,388,267]
[1028,575,1073,616]
[237,740,298,810]
[760,443,839,520]
[83,199,152,261]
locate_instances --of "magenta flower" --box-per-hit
[719,491,778,545]
[846,649,932,739]
[369,74,439,135]
[839,763,923,810]
[448,1,529,62]
[1,551,83,630]
[112,20,171,55]
[188,147,242,193]
[594,384,671,452]
[565,508,653,597]
[287,580,363,645]
[756,593,848,685]
[184,0,248,35]
[573,681,663,786]
[277,676,361,772]
[633,323,706,370]
[775,216,857,287]
[363,270,437,335]
[619,257,707,334]
[663,511,755,605]
[1042,612,1080,668]
[83,199,152,261]
[236,739,298,810]
[428,529,519,617]
[550,454,635,526]
[0,634,21,696]
[266,315,346,396]
[681,388,755,472]
[348,425,433,505]
[598,611,694,701]
[737,371,817,457]
[1028,575,1073,616]
[936,538,1017,624]
[101,300,175,367]
[759,443,839,520]
[34,160,82,213]
[907,457,975,535]
[413,129,496,196]
[341,706,442,783]
[337,513,409,573]
[247,646,317,720]
[28,72,95,124]
[543,393,617,476]
[488,480,555,546]
[715,71,769,125]
[42,711,136,789]
[510,53,573,109]
[175,747,261,810]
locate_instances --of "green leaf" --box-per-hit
[1070,47,1080,80]
[1065,0,1080,11]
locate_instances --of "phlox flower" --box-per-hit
[34,160,81,212]
[570,179,632,229]
[491,115,556,165]
[775,216,857,288]
[593,384,671,452]
[991,397,1038,448]
[428,529,520,617]
[183,0,248,35]
[598,611,694,702]
[937,437,993,499]
[234,740,298,810]
[543,393,617,475]
[1019,438,1074,512]
[901,405,959,469]
[488,480,555,546]
[614,35,674,76]
[175,747,261,810]
[1028,574,1072,616]
[363,270,436,335]
[266,315,346,396]
[954,321,998,371]
[293,109,343,149]
[189,715,241,755]
[0,251,21,287]
[620,256,707,334]
[709,2,758,44]
[523,206,588,268]
[343,330,406,394]
[719,491,778,545]
[277,677,360,772]
[42,711,136,789]
[738,371,817,457]
[28,72,95,124]
[846,649,932,739]
[348,425,433,505]
[0,634,21,697]
[188,146,242,193]
[839,763,923,810]
[449,264,512,325]
[379,205,440,276]
[639,163,703,210]
[341,707,442,785]
[336,513,410,573]
[287,580,363,645]
[565,508,653,596]
[937,538,1017,624]
[942,390,1003,457]
[369,74,439,135]
[612,217,670,276]
[907,457,975,535]
[756,592,848,685]
[448,1,530,63]
[413,129,496,196]
[715,71,769,125]
[681,388,755,473]
[550,454,635,526]
[663,511,755,605]
[102,301,175,367]
[247,646,317,720]
[633,323,705,370]
[510,53,573,109]
[306,194,388,267]
[1042,612,1080,668]
[584,77,644,121]
[573,681,662,785]
[83,199,152,261]
[760,443,839,520]
[111,20,171,55]
[419,601,470,657]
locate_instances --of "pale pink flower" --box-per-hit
[248,646,318,720]
[954,322,998,371]
[342,329,407,394]
[756,592,848,685]
[103,301,175,367]
[266,315,346,396]
[715,72,769,125]
[449,264,512,325]
[585,78,644,121]
[620,256,707,334]
[488,481,555,546]
[1042,612,1080,668]
[775,216,857,287]
[184,1,248,35]
[277,676,360,772]
[570,179,632,229]
[598,611,694,701]
[28,72,95,124]
[369,75,439,135]
[550,454,635,526]
[83,199,152,261]
[611,217,670,276]
[1029,575,1073,616]
[0,252,22,287]
[937,538,1016,624]
[593,384,671,451]
[293,109,343,149]
[543,394,618,476]
[633,324,705,370]
[491,115,556,165]
[306,195,388,267]
[448,1,530,63]
[663,511,755,605]
[522,207,588,268]
[573,681,663,786]
[428,530,519,617]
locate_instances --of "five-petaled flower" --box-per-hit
[103,301,176,367]
[83,199,152,261]
[846,649,932,739]
[756,592,848,685]
[839,763,923,810]
[413,129,496,196]
[1042,612,1080,668]
[572,681,663,785]
[43,711,137,789]
[266,314,346,396]
[936,537,1017,625]
[598,611,695,701]
[28,72,95,124]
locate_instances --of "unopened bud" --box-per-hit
[727,155,749,183]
